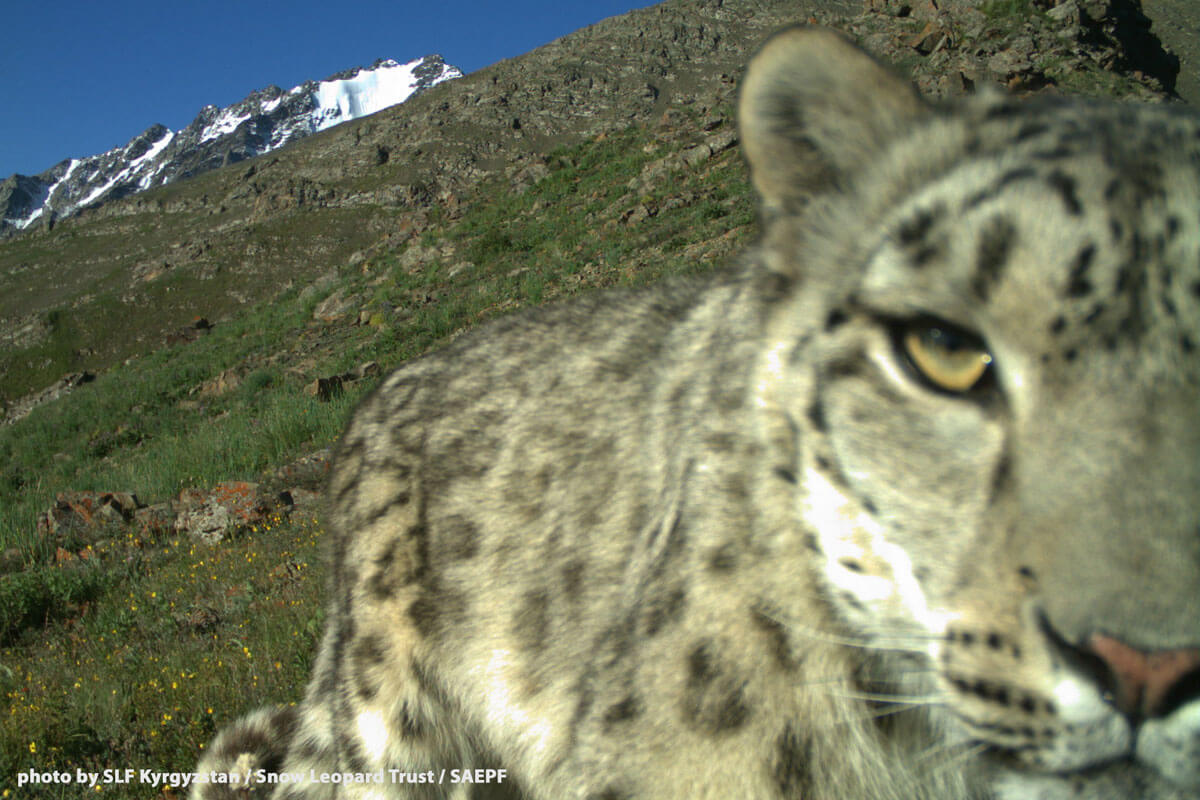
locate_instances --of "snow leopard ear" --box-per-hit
[739,26,929,215]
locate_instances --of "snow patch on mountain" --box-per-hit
[200,109,251,144]
[312,58,455,132]
[80,129,176,206]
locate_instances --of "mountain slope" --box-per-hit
[0,0,1188,412]
[0,55,461,236]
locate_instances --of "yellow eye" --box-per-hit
[902,324,992,393]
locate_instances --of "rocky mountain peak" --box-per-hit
[0,53,462,237]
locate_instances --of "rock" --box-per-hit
[1047,1,1081,26]
[174,481,272,545]
[838,0,1176,101]
[132,259,173,283]
[195,368,241,397]
[681,143,713,167]
[301,362,381,401]
[351,361,381,381]
[176,487,211,511]
[277,488,321,510]
[447,260,476,278]
[104,491,140,513]
[623,204,656,225]
[511,161,550,191]
[175,503,237,546]
[3,372,95,426]
[271,449,332,492]
[312,289,357,322]
[304,375,344,401]
[705,129,738,154]
[988,47,1034,79]
[628,138,727,193]
[37,490,142,538]
[165,318,213,347]
[299,271,339,304]
[133,502,177,540]
[397,243,441,273]
[905,18,954,55]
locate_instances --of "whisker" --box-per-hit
[866,701,930,721]
[793,693,945,735]
[789,667,935,689]
[830,689,943,706]
[916,739,988,769]
[760,609,941,655]
[930,742,990,786]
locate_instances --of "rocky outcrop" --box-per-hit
[173,482,276,545]
[302,362,381,401]
[35,451,331,557]
[36,490,140,540]
[2,372,94,426]
[854,0,1179,100]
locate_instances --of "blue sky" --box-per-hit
[0,0,658,179]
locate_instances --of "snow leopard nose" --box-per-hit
[1084,633,1200,719]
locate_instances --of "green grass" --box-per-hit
[0,285,366,557]
[980,0,1042,19]
[0,109,757,797]
[0,562,117,646]
[0,513,326,798]
[0,201,383,408]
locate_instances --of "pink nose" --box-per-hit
[1088,633,1200,718]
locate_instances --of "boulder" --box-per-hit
[36,490,141,538]
[173,481,272,545]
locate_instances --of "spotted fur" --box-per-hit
[194,27,1200,800]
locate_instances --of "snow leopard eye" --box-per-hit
[901,320,993,394]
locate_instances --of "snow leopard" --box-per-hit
[193,26,1200,800]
